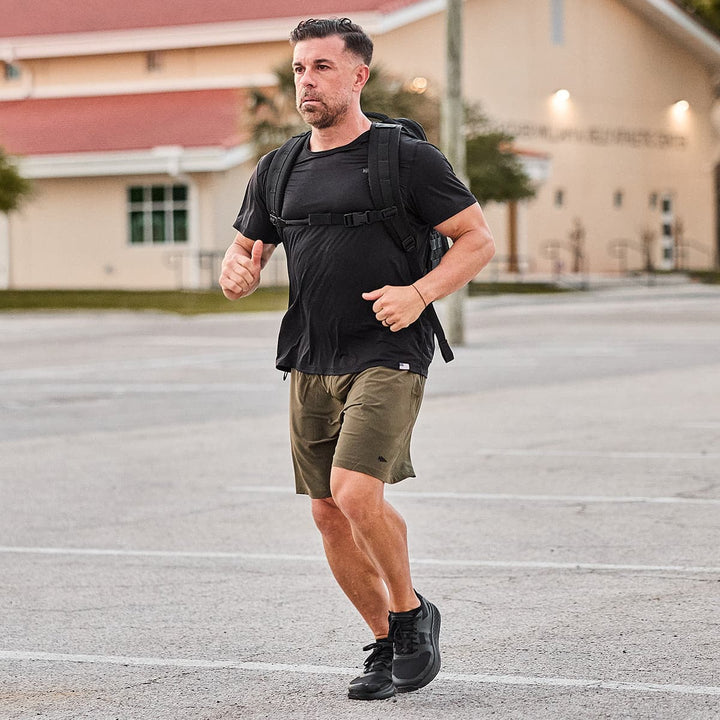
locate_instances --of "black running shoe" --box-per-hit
[348,638,395,700]
[389,592,441,692]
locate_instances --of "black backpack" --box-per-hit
[266,111,453,362]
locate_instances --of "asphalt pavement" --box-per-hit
[1,281,719,719]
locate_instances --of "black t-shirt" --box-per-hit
[233,129,476,377]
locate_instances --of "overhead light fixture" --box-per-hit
[552,88,571,105]
[409,77,428,94]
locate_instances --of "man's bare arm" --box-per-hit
[416,202,495,304]
[363,203,495,331]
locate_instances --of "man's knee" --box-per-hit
[330,468,384,527]
[311,497,349,539]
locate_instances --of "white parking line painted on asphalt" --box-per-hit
[1,651,719,697]
[393,492,720,505]
[231,485,720,505]
[469,448,720,460]
[0,546,325,562]
[1,546,718,574]
[144,336,271,347]
[0,352,260,381]
[0,382,274,394]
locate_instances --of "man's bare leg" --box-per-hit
[328,470,442,693]
[329,468,419,613]
[311,496,390,637]
[315,469,439,699]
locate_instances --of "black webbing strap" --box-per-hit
[267,131,399,231]
[271,207,398,229]
[266,132,308,222]
[368,123,454,362]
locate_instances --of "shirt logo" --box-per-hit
[399,362,410,371]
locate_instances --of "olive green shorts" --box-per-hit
[289,367,426,499]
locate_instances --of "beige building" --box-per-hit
[1,0,719,289]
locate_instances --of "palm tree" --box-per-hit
[0,148,32,214]
[676,1,720,35]
[0,148,33,288]
[465,128,537,273]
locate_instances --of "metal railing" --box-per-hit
[483,253,534,283]
[675,239,716,271]
[164,247,290,290]
[606,238,660,286]
[541,240,590,290]
[164,250,225,289]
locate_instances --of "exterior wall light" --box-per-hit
[409,77,428,94]
[552,88,570,106]
[672,99,689,115]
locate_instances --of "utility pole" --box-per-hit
[442,0,466,345]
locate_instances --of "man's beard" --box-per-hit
[297,95,350,129]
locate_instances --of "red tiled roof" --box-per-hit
[2,0,422,37]
[0,90,249,156]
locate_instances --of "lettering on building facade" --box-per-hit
[500,122,688,150]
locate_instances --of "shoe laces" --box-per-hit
[391,614,419,654]
[362,640,393,672]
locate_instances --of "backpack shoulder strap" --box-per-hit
[266,132,309,226]
[367,123,415,254]
[367,122,454,362]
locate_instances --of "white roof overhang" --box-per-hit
[620,0,720,70]
[17,144,255,179]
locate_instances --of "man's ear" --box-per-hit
[354,64,370,92]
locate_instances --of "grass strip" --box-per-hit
[0,288,290,315]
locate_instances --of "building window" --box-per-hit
[3,62,21,81]
[649,192,658,209]
[660,193,674,267]
[554,188,565,207]
[613,190,624,208]
[146,51,163,72]
[551,0,565,45]
[128,184,188,245]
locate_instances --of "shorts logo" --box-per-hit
[378,456,387,463]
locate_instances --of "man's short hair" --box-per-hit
[290,18,374,65]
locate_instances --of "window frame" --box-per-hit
[3,61,21,81]
[127,183,189,246]
[551,0,565,46]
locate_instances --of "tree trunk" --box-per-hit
[507,200,519,273]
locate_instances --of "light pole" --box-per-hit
[442,0,467,345]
